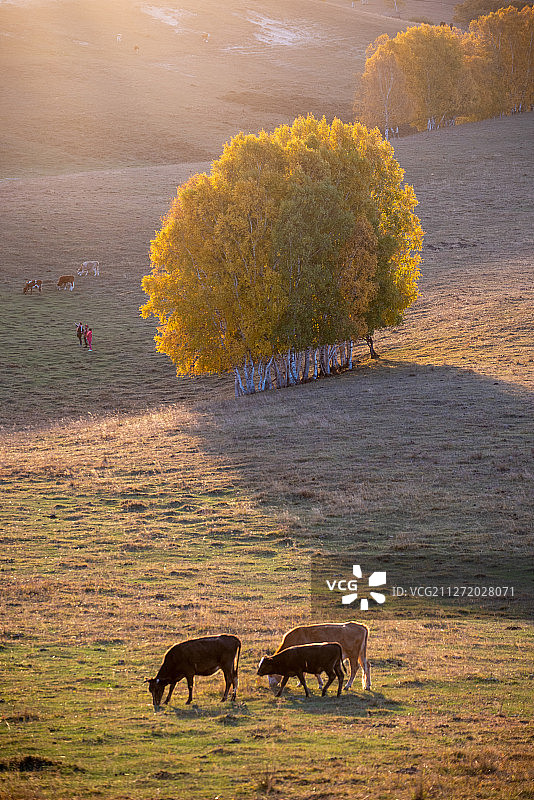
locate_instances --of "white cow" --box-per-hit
[266,621,371,691]
[78,260,100,277]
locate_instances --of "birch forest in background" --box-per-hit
[355,6,534,137]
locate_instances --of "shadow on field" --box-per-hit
[166,702,252,720]
[194,359,533,563]
[162,692,397,719]
[266,689,400,717]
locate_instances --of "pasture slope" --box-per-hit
[0,0,456,179]
[1,1,534,799]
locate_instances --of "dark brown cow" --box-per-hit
[23,279,42,294]
[257,642,345,698]
[57,275,75,291]
[146,635,241,709]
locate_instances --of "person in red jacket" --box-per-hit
[87,328,93,351]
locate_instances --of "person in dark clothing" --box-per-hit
[83,324,88,347]
[76,322,83,346]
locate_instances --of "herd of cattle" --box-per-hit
[22,261,100,294]
[146,621,370,710]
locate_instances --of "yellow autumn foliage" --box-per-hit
[356,11,533,132]
[141,116,422,377]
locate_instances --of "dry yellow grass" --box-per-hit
[0,2,533,796]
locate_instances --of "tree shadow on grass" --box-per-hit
[194,360,533,562]
[166,700,252,721]
[265,688,402,717]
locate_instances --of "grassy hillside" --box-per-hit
[1,112,532,429]
[1,1,533,797]
[1,400,533,799]
[1,110,533,797]
[0,0,456,178]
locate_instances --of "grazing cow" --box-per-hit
[23,279,42,294]
[257,642,345,698]
[267,622,371,692]
[57,275,75,291]
[78,260,100,277]
[146,635,241,709]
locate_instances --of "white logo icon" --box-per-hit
[341,565,387,610]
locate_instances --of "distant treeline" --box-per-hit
[453,0,532,28]
[354,5,534,137]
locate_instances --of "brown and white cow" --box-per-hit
[23,279,42,294]
[78,261,100,277]
[267,622,371,692]
[258,642,345,698]
[57,275,75,290]
[146,634,241,709]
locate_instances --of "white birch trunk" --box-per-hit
[286,350,297,386]
[289,350,302,384]
[302,348,311,382]
[347,340,354,369]
[244,358,255,394]
[274,358,286,389]
[260,357,274,391]
[320,345,330,375]
[329,344,339,372]
[234,368,245,397]
[256,359,264,392]
[286,351,294,385]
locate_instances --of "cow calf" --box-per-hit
[268,621,371,692]
[257,642,345,698]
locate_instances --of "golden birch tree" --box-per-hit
[393,24,473,129]
[466,5,534,117]
[141,116,423,394]
[355,35,414,136]
[453,0,532,29]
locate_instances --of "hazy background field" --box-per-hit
[0,0,459,179]
[1,0,533,798]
